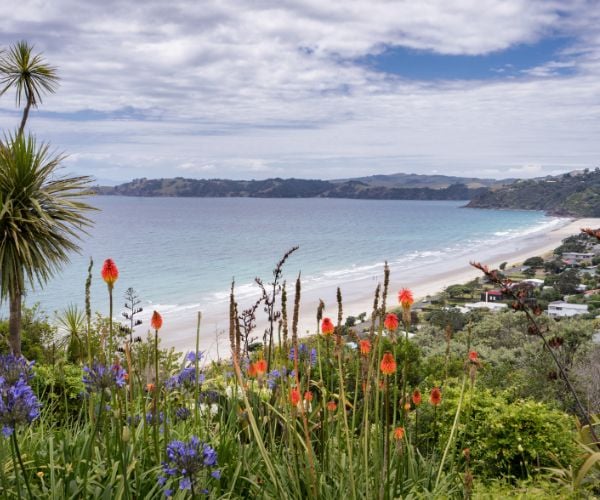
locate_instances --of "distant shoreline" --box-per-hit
[159,216,600,361]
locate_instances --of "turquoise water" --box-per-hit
[14,196,560,316]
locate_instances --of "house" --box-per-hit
[522,278,544,287]
[562,252,594,263]
[463,302,507,312]
[479,290,504,302]
[546,301,589,318]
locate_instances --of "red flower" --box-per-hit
[145,383,155,392]
[101,259,119,287]
[255,359,267,375]
[290,388,301,406]
[412,389,422,406]
[383,313,399,331]
[380,352,397,376]
[398,288,414,310]
[429,387,442,406]
[393,427,405,440]
[304,391,313,402]
[321,317,334,336]
[150,310,163,331]
[326,400,337,412]
[468,351,479,362]
[359,339,371,356]
[247,363,258,378]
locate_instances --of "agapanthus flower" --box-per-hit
[83,362,127,393]
[289,344,317,367]
[321,318,334,336]
[175,407,191,421]
[160,436,220,494]
[384,313,399,331]
[166,366,204,390]
[0,355,35,385]
[429,387,442,406]
[0,375,41,437]
[380,352,397,376]
[266,368,286,390]
[151,310,163,331]
[146,411,165,425]
[101,259,119,287]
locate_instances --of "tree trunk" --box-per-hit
[8,289,22,357]
[18,87,33,137]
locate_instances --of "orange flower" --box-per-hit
[146,383,155,392]
[304,391,313,402]
[290,388,301,406]
[150,310,163,331]
[383,313,399,331]
[412,389,422,406]
[380,352,397,376]
[429,387,442,406]
[321,317,334,336]
[359,339,371,356]
[101,259,119,287]
[403,402,411,411]
[326,400,337,412]
[398,288,414,309]
[393,427,405,440]
[468,351,478,362]
[255,359,267,375]
[247,363,258,378]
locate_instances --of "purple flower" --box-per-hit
[185,351,203,363]
[0,373,41,436]
[160,436,220,495]
[175,407,191,421]
[83,362,128,393]
[0,355,34,385]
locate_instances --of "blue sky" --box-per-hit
[0,0,599,183]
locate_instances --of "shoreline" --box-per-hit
[159,217,600,361]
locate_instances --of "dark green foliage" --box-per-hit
[523,256,544,268]
[554,235,589,255]
[556,269,580,295]
[426,308,467,331]
[467,169,600,216]
[0,304,57,361]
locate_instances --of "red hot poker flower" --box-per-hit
[290,388,301,406]
[150,310,163,331]
[326,400,337,412]
[412,389,422,406]
[468,351,479,362]
[101,259,119,287]
[398,288,414,309]
[321,317,334,336]
[429,387,442,406]
[304,391,313,402]
[384,313,399,331]
[247,363,258,378]
[393,427,405,440]
[359,339,371,356]
[380,352,397,376]
[255,359,267,375]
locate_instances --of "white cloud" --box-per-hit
[0,0,598,181]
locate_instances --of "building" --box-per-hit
[479,290,504,302]
[562,252,594,263]
[546,301,589,318]
[463,302,507,312]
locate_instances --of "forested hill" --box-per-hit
[466,169,600,216]
[95,177,489,200]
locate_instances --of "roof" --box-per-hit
[547,301,588,310]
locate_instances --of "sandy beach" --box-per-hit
[159,217,600,361]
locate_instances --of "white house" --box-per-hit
[562,252,594,263]
[463,302,507,312]
[547,301,589,318]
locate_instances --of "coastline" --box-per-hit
[159,217,600,361]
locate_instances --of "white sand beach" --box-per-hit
[159,217,600,361]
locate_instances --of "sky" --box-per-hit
[0,0,599,183]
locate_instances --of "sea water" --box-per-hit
[13,196,564,318]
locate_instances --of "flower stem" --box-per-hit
[12,431,33,499]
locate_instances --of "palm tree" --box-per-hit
[0,133,95,356]
[0,41,59,136]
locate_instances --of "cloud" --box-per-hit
[0,0,598,181]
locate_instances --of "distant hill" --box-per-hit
[467,169,600,216]
[333,172,513,189]
[95,176,491,201]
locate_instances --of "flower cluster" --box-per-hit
[0,355,41,437]
[83,362,128,393]
[288,344,317,367]
[166,351,205,390]
[160,436,220,495]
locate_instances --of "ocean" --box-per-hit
[13,196,565,325]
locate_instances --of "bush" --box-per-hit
[441,388,578,480]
